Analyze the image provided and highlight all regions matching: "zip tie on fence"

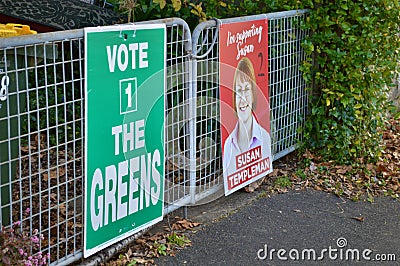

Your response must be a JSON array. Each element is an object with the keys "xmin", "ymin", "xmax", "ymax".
[
  {"xmin": 118, "ymin": 26, "xmax": 125, "ymax": 40},
  {"xmin": 118, "ymin": 23, "xmax": 137, "ymax": 40},
  {"xmin": 129, "ymin": 23, "xmax": 137, "ymax": 38},
  {"xmin": 190, "ymin": 18, "xmax": 220, "ymax": 60}
]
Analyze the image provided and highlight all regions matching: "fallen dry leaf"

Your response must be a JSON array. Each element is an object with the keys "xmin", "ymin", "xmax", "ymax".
[
  {"xmin": 351, "ymin": 216, "xmax": 365, "ymax": 222},
  {"xmin": 172, "ymin": 219, "xmax": 201, "ymax": 230},
  {"xmin": 134, "ymin": 258, "xmax": 154, "ymax": 264}
]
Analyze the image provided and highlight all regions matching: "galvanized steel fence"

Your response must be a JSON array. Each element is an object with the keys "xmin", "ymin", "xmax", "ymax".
[
  {"xmin": 0, "ymin": 10, "xmax": 309, "ymax": 265},
  {"xmin": 0, "ymin": 30, "xmax": 86, "ymax": 265}
]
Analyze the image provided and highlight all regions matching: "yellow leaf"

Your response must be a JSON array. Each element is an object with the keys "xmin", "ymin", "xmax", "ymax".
[
  {"xmin": 154, "ymin": 0, "xmax": 166, "ymax": 9},
  {"xmin": 219, "ymin": 1, "xmax": 227, "ymax": 7},
  {"xmin": 336, "ymin": 92, "xmax": 344, "ymax": 98},
  {"xmin": 190, "ymin": 9, "xmax": 200, "ymax": 16},
  {"xmin": 190, "ymin": 2, "xmax": 203, "ymax": 13},
  {"xmin": 326, "ymin": 98, "xmax": 331, "ymax": 106},
  {"xmin": 189, "ymin": 2, "xmax": 207, "ymax": 22},
  {"xmin": 171, "ymin": 0, "xmax": 181, "ymax": 11},
  {"xmin": 354, "ymin": 103, "xmax": 362, "ymax": 109},
  {"xmin": 322, "ymin": 88, "xmax": 334, "ymax": 94}
]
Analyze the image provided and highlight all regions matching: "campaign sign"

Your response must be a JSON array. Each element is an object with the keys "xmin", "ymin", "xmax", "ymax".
[
  {"xmin": 84, "ymin": 24, "xmax": 166, "ymax": 257},
  {"xmin": 219, "ymin": 19, "xmax": 273, "ymax": 196}
]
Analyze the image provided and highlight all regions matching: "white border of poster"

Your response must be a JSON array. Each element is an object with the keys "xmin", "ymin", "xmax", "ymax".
[
  {"xmin": 84, "ymin": 24, "xmax": 166, "ymax": 257},
  {"xmin": 219, "ymin": 19, "xmax": 273, "ymax": 196}
]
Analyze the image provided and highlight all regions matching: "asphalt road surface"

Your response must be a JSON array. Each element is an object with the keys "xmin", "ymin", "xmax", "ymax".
[{"xmin": 156, "ymin": 189, "xmax": 400, "ymax": 265}]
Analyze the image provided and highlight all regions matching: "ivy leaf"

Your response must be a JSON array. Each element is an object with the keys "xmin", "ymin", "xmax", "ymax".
[{"xmin": 341, "ymin": 22, "xmax": 351, "ymax": 32}]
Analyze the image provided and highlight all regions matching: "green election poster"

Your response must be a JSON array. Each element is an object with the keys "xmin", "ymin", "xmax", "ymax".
[{"xmin": 84, "ymin": 24, "xmax": 166, "ymax": 257}]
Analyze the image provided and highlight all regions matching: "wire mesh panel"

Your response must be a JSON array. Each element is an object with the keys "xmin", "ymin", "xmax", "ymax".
[
  {"xmin": 268, "ymin": 10, "xmax": 310, "ymax": 160},
  {"xmin": 191, "ymin": 20, "xmax": 226, "ymax": 202},
  {"xmin": 0, "ymin": 18, "xmax": 192, "ymax": 264},
  {"xmin": 0, "ymin": 32, "xmax": 85, "ymax": 265},
  {"xmin": 153, "ymin": 19, "xmax": 193, "ymax": 213},
  {"xmin": 191, "ymin": 10, "xmax": 310, "ymax": 201}
]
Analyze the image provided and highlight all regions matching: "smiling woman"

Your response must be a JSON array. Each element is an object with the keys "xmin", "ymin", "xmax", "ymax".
[
  {"xmin": 222, "ymin": 57, "xmax": 272, "ymax": 193},
  {"xmin": 232, "ymin": 57, "xmax": 258, "ymax": 152}
]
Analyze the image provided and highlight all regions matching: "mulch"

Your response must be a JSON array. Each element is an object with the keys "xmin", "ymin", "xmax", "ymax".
[{"xmin": 261, "ymin": 118, "xmax": 400, "ymax": 202}]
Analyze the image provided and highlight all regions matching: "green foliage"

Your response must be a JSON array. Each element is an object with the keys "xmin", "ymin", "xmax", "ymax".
[
  {"xmin": 127, "ymin": 260, "xmax": 137, "ymax": 266},
  {"xmin": 299, "ymin": 0, "xmax": 400, "ymax": 164},
  {"xmin": 295, "ymin": 169, "xmax": 308, "ymax": 180},
  {"xmin": 257, "ymin": 190, "xmax": 268, "ymax": 198},
  {"xmin": 167, "ymin": 232, "xmax": 190, "ymax": 247},
  {"xmin": 201, "ymin": 0, "xmax": 315, "ymax": 18},
  {"xmin": 274, "ymin": 176, "xmax": 292, "ymax": 188},
  {"xmin": 114, "ymin": 0, "xmax": 307, "ymax": 29},
  {"xmin": 112, "ymin": 0, "xmax": 203, "ymax": 28},
  {"xmin": 154, "ymin": 241, "xmax": 167, "ymax": 256}
]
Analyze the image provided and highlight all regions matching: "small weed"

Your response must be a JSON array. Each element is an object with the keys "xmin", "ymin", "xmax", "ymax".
[
  {"xmin": 367, "ymin": 193, "xmax": 374, "ymax": 203},
  {"xmin": 318, "ymin": 166, "xmax": 328, "ymax": 174},
  {"xmin": 127, "ymin": 260, "xmax": 137, "ymax": 266},
  {"xmin": 336, "ymin": 189, "xmax": 344, "ymax": 196},
  {"xmin": 274, "ymin": 176, "xmax": 292, "ymax": 188},
  {"xmin": 257, "ymin": 191, "xmax": 268, "ymax": 198},
  {"xmin": 295, "ymin": 169, "xmax": 308, "ymax": 180},
  {"xmin": 154, "ymin": 241, "xmax": 167, "ymax": 256},
  {"xmin": 167, "ymin": 232, "xmax": 191, "ymax": 248},
  {"xmin": 351, "ymin": 191, "xmax": 363, "ymax": 201},
  {"xmin": 378, "ymin": 179, "xmax": 387, "ymax": 186}
]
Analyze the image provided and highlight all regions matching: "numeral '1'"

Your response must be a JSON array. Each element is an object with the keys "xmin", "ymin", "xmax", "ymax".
[{"xmin": 125, "ymin": 83, "xmax": 132, "ymax": 108}]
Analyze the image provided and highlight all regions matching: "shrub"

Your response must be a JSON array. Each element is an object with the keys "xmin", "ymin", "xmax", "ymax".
[
  {"xmin": 0, "ymin": 209, "xmax": 49, "ymax": 266},
  {"xmin": 300, "ymin": 0, "xmax": 400, "ymax": 163}
]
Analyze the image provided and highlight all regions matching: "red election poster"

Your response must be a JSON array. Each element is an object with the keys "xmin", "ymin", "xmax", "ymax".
[{"xmin": 219, "ymin": 19, "xmax": 273, "ymax": 196}]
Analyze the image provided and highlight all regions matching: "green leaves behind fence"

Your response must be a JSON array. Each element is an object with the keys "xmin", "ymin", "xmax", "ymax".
[{"xmin": 299, "ymin": 0, "xmax": 400, "ymax": 164}]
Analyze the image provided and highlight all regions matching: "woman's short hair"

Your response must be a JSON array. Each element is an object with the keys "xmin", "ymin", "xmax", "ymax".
[{"xmin": 232, "ymin": 57, "xmax": 257, "ymax": 112}]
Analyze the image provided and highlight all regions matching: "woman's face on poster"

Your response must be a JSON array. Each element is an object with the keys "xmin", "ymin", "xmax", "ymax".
[{"xmin": 235, "ymin": 78, "xmax": 253, "ymax": 124}]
